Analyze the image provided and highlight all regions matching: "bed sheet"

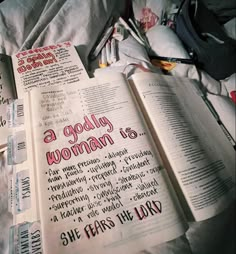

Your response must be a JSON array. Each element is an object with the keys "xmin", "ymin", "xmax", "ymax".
[{"xmin": 0, "ymin": 1, "xmax": 235, "ymax": 254}]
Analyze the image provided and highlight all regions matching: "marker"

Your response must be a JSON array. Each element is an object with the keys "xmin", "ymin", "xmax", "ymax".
[
  {"xmin": 99, "ymin": 47, "xmax": 107, "ymax": 68},
  {"xmin": 110, "ymin": 38, "xmax": 117, "ymax": 63},
  {"xmin": 105, "ymin": 40, "xmax": 111, "ymax": 65}
]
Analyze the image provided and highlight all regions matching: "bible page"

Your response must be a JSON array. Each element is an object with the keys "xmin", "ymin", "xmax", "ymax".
[
  {"xmin": 27, "ymin": 72, "xmax": 188, "ymax": 254},
  {"xmin": 130, "ymin": 72, "xmax": 235, "ymax": 221}
]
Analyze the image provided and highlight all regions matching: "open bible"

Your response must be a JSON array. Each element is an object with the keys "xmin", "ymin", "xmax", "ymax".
[
  {"xmin": 10, "ymin": 72, "xmax": 235, "ymax": 254},
  {"xmin": 0, "ymin": 41, "xmax": 88, "ymax": 148}
]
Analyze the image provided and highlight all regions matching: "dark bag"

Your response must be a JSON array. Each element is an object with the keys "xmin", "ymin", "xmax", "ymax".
[{"xmin": 175, "ymin": 0, "xmax": 236, "ymax": 80}]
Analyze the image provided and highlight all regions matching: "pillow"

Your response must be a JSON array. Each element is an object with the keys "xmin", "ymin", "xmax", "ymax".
[{"xmin": 146, "ymin": 25, "xmax": 196, "ymax": 77}]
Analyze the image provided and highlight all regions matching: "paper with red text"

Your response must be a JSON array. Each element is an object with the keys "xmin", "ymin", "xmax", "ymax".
[{"xmin": 12, "ymin": 41, "xmax": 89, "ymax": 99}]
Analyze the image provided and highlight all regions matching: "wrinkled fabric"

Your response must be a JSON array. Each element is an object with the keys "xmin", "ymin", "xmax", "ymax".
[{"xmin": 0, "ymin": 1, "xmax": 235, "ymax": 254}]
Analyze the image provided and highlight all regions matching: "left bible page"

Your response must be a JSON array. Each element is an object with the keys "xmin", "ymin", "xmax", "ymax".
[
  {"xmin": 0, "ymin": 54, "xmax": 16, "ymax": 148},
  {"xmin": 25, "ymin": 72, "xmax": 188, "ymax": 254},
  {"xmin": 11, "ymin": 41, "xmax": 89, "ymax": 99}
]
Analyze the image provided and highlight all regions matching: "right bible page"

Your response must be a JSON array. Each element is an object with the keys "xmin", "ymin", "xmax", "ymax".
[{"xmin": 130, "ymin": 72, "xmax": 235, "ymax": 221}]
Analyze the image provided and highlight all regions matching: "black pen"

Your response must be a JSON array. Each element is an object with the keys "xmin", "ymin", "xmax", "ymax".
[
  {"xmin": 89, "ymin": 17, "xmax": 114, "ymax": 60},
  {"xmin": 201, "ymin": 95, "xmax": 236, "ymax": 150},
  {"xmin": 150, "ymin": 56, "xmax": 194, "ymax": 65}
]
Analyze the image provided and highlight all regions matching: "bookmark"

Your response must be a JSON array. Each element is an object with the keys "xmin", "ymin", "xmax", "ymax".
[
  {"xmin": 14, "ymin": 169, "xmax": 31, "ymax": 214},
  {"xmin": 7, "ymin": 99, "xmax": 24, "ymax": 128},
  {"xmin": 7, "ymin": 130, "xmax": 27, "ymax": 165},
  {"xmin": 9, "ymin": 221, "xmax": 42, "ymax": 254}
]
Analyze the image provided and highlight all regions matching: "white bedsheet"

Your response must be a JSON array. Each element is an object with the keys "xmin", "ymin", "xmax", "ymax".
[{"xmin": 0, "ymin": 1, "xmax": 235, "ymax": 254}]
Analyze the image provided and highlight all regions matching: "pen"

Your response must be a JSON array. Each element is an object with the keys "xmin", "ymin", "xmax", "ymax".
[
  {"xmin": 89, "ymin": 17, "xmax": 114, "ymax": 60},
  {"xmin": 105, "ymin": 40, "xmax": 111, "ymax": 65},
  {"xmin": 150, "ymin": 56, "xmax": 194, "ymax": 65},
  {"xmin": 201, "ymin": 95, "xmax": 236, "ymax": 150},
  {"xmin": 110, "ymin": 38, "xmax": 117, "ymax": 63},
  {"xmin": 128, "ymin": 18, "xmax": 150, "ymax": 48},
  {"xmin": 118, "ymin": 17, "xmax": 146, "ymax": 46},
  {"xmin": 191, "ymin": 82, "xmax": 236, "ymax": 150},
  {"xmin": 89, "ymin": 26, "xmax": 113, "ymax": 60},
  {"xmin": 99, "ymin": 47, "xmax": 107, "ymax": 68}
]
